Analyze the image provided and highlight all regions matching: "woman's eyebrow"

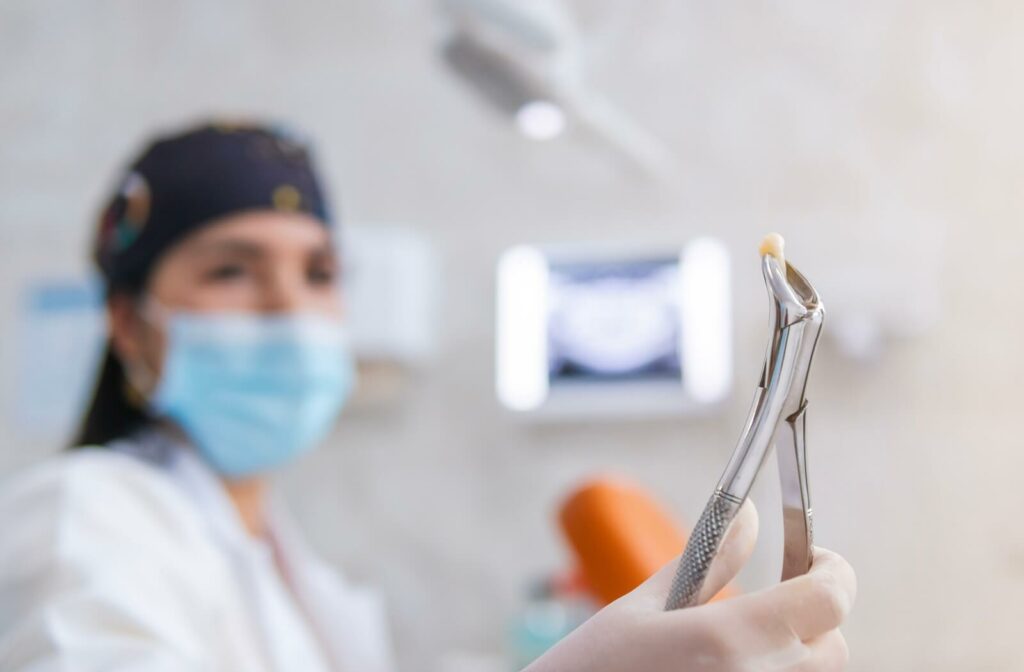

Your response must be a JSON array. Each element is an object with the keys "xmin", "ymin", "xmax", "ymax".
[{"xmin": 191, "ymin": 239, "xmax": 268, "ymax": 260}]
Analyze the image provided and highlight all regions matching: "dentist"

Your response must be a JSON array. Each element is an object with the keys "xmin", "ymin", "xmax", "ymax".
[{"xmin": 0, "ymin": 121, "xmax": 855, "ymax": 671}]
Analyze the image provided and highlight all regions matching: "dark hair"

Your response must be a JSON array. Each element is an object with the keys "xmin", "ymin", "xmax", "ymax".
[
  {"xmin": 72, "ymin": 285, "xmax": 153, "ymax": 448},
  {"xmin": 73, "ymin": 343, "xmax": 152, "ymax": 447}
]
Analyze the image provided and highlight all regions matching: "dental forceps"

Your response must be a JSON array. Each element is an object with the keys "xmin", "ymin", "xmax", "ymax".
[{"xmin": 665, "ymin": 249, "xmax": 825, "ymax": 610}]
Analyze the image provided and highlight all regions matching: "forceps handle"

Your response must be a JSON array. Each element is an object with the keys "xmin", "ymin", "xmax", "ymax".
[
  {"xmin": 778, "ymin": 401, "xmax": 814, "ymax": 581},
  {"xmin": 664, "ymin": 490, "xmax": 743, "ymax": 610}
]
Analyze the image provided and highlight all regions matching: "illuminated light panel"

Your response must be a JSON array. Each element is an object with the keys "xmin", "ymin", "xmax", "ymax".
[
  {"xmin": 679, "ymin": 238, "xmax": 732, "ymax": 404},
  {"xmin": 496, "ymin": 245, "xmax": 550, "ymax": 411}
]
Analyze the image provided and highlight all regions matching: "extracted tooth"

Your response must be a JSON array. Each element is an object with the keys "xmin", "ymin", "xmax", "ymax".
[{"xmin": 759, "ymin": 232, "xmax": 786, "ymax": 271}]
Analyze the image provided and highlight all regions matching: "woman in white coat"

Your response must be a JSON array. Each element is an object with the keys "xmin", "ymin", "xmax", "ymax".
[{"xmin": 0, "ymin": 121, "xmax": 856, "ymax": 672}]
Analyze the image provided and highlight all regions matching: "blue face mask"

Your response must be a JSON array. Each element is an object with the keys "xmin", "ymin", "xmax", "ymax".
[{"xmin": 147, "ymin": 311, "xmax": 356, "ymax": 478}]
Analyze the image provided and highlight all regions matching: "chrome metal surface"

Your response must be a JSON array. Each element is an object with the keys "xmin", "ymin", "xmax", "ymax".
[{"xmin": 665, "ymin": 253, "xmax": 824, "ymax": 610}]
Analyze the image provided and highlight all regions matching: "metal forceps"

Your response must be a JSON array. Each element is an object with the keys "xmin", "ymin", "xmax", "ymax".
[{"xmin": 665, "ymin": 249, "xmax": 825, "ymax": 610}]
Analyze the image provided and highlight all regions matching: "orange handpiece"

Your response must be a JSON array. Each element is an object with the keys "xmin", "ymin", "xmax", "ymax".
[{"xmin": 559, "ymin": 477, "xmax": 737, "ymax": 606}]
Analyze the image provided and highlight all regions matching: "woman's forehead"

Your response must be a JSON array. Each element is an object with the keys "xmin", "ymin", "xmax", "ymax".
[{"xmin": 180, "ymin": 210, "xmax": 333, "ymax": 255}]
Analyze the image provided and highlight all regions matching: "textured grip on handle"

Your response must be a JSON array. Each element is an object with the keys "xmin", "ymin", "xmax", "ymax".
[{"xmin": 665, "ymin": 491, "xmax": 742, "ymax": 610}]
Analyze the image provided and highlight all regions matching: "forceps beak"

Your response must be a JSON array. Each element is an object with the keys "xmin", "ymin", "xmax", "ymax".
[{"xmin": 761, "ymin": 254, "xmax": 822, "ymax": 374}]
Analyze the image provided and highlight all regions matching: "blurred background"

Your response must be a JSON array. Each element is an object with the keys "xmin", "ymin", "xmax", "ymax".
[{"xmin": 2, "ymin": 1, "xmax": 1023, "ymax": 670}]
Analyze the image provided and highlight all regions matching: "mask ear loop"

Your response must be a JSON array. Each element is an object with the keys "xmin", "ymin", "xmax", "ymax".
[{"xmin": 121, "ymin": 297, "xmax": 172, "ymax": 405}]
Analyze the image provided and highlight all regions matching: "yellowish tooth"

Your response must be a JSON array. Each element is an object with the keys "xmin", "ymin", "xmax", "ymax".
[{"xmin": 759, "ymin": 232, "xmax": 786, "ymax": 271}]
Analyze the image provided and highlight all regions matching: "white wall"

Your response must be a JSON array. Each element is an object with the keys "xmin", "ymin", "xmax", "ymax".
[{"xmin": 2, "ymin": 1, "xmax": 1023, "ymax": 670}]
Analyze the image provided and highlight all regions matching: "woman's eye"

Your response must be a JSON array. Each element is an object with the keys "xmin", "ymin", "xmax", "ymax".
[
  {"xmin": 205, "ymin": 264, "xmax": 248, "ymax": 282},
  {"xmin": 308, "ymin": 264, "xmax": 337, "ymax": 285}
]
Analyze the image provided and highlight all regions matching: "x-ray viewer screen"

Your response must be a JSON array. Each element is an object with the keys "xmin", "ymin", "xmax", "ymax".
[{"xmin": 546, "ymin": 258, "xmax": 682, "ymax": 385}]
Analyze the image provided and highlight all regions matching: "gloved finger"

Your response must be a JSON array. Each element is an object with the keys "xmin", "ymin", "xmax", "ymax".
[
  {"xmin": 748, "ymin": 547, "xmax": 857, "ymax": 641},
  {"xmin": 631, "ymin": 500, "xmax": 758, "ymax": 606},
  {"xmin": 791, "ymin": 629, "xmax": 849, "ymax": 672},
  {"xmin": 695, "ymin": 499, "xmax": 758, "ymax": 604}
]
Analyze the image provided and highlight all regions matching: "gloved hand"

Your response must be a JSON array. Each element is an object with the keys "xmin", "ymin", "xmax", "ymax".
[{"xmin": 526, "ymin": 501, "xmax": 856, "ymax": 671}]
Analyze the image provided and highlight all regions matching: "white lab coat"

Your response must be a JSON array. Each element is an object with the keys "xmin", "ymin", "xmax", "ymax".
[{"xmin": 0, "ymin": 430, "xmax": 394, "ymax": 672}]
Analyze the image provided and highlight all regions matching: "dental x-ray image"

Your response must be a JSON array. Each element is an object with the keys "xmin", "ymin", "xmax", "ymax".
[{"xmin": 547, "ymin": 258, "xmax": 682, "ymax": 384}]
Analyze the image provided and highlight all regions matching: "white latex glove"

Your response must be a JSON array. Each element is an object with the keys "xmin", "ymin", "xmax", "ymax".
[{"xmin": 526, "ymin": 502, "xmax": 856, "ymax": 671}]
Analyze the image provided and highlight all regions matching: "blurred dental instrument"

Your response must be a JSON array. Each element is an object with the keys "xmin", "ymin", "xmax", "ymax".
[
  {"xmin": 437, "ymin": 0, "xmax": 676, "ymax": 179},
  {"xmin": 665, "ymin": 234, "xmax": 825, "ymax": 610},
  {"xmin": 509, "ymin": 571, "xmax": 595, "ymax": 668}
]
